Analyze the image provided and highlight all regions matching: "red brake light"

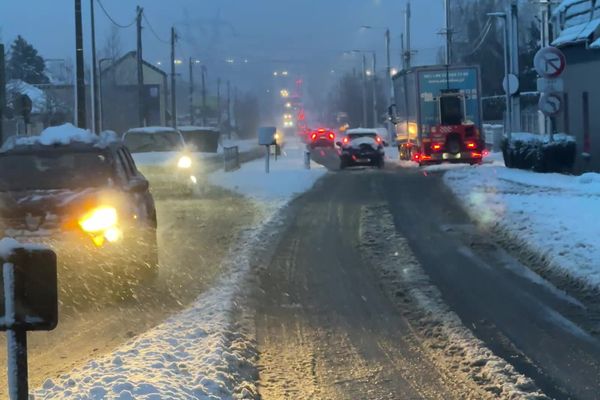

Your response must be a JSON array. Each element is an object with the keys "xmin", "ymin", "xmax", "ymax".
[
  {"xmin": 311, "ymin": 133, "xmax": 317, "ymax": 141},
  {"xmin": 432, "ymin": 143, "xmax": 442, "ymax": 151},
  {"xmin": 318, "ymin": 128, "xmax": 326, "ymax": 133},
  {"xmin": 466, "ymin": 142, "xmax": 476, "ymax": 149},
  {"xmin": 343, "ymin": 137, "xmax": 349, "ymax": 144},
  {"xmin": 328, "ymin": 132, "xmax": 335, "ymax": 140},
  {"xmin": 375, "ymin": 136, "xmax": 382, "ymax": 144}
]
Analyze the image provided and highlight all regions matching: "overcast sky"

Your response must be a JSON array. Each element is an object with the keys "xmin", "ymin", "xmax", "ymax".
[{"xmin": 1, "ymin": 0, "xmax": 445, "ymax": 100}]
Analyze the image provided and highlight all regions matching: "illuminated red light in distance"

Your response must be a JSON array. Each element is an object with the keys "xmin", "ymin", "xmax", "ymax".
[
  {"xmin": 311, "ymin": 133, "xmax": 317, "ymax": 141},
  {"xmin": 375, "ymin": 136, "xmax": 382, "ymax": 144},
  {"xmin": 328, "ymin": 132, "xmax": 335, "ymax": 140},
  {"xmin": 466, "ymin": 142, "xmax": 476, "ymax": 149},
  {"xmin": 343, "ymin": 137, "xmax": 349, "ymax": 144},
  {"xmin": 432, "ymin": 143, "xmax": 442, "ymax": 151}
]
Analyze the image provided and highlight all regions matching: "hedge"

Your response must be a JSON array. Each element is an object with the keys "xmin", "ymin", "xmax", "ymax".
[{"xmin": 501, "ymin": 133, "xmax": 576, "ymax": 173}]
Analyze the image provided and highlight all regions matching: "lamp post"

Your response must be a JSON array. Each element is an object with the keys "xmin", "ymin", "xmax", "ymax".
[{"xmin": 488, "ymin": 12, "xmax": 512, "ymax": 141}]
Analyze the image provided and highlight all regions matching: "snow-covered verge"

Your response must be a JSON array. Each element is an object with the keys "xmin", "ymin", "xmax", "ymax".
[
  {"xmin": 359, "ymin": 205, "xmax": 548, "ymax": 400},
  {"xmin": 34, "ymin": 140, "xmax": 326, "ymax": 400},
  {"xmin": 208, "ymin": 140, "xmax": 327, "ymax": 208},
  {"xmin": 444, "ymin": 163, "xmax": 600, "ymax": 291}
]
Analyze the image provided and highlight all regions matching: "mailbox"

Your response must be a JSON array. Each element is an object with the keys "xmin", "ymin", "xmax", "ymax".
[
  {"xmin": 258, "ymin": 126, "xmax": 277, "ymax": 146},
  {"xmin": 0, "ymin": 246, "xmax": 58, "ymax": 331}
]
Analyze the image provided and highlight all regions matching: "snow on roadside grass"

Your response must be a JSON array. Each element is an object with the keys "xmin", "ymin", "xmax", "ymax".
[
  {"xmin": 444, "ymin": 163, "xmax": 600, "ymax": 290},
  {"xmin": 208, "ymin": 141, "xmax": 327, "ymax": 207},
  {"xmin": 35, "ymin": 141, "xmax": 325, "ymax": 400}
]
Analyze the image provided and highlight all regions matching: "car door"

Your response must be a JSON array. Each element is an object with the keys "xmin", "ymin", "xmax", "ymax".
[{"xmin": 120, "ymin": 147, "xmax": 157, "ymax": 228}]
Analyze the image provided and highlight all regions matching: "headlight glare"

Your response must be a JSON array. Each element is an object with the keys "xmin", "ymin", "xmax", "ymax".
[
  {"xmin": 178, "ymin": 155, "xmax": 192, "ymax": 169},
  {"xmin": 79, "ymin": 206, "xmax": 118, "ymax": 233}
]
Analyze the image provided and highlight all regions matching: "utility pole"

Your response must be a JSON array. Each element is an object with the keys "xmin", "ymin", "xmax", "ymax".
[
  {"xmin": 74, "ymin": 0, "xmax": 87, "ymax": 129},
  {"xmin": 385, "ymin": 29, "xmax": 394, "ymax": 103},
  {"xmin": 170, "ymin": 26, "xmax": 177, "ymax": 128},
  {"xmin": 539, "ymin": 0, "xmax": 553, "ymax": 136},
  {"xmin": 90, "ymin": 0, "xmax": 100, "ymax": 133},
  {"xmin": 217, "ymin": 78, "xmax": 222, "ymax": 127},
  {"xmin": 201, "ymin": 65, "xmax": 207, "ymax": 126},
  {"xmin": 508, "ymin": 0, "xmax": 521, "ymax": 132},
  {"xmin": 136, "ymin": 6, "xmax": 145, "ymax": 127},
  {"xmin": 189, "ymin": 57, "xmax": 195, "ymax": 125},
  {"xmin": 372, "ymin": 53, "xmax": 378, "ymax": 127},
  {"xmin": 362, "ymin": 54, "xmax": 368, "ymax": 127},
  {"xmin": 227, "ymin": 80, "xmax": 231, "ymax": 139},
  {"xmin": 444, "ymin": 0, "xmax": 453, "ymax": 65},
  {"xmin": 404, "ymin": 1, "xmax": 412, "ymax": 69},
  {"xmin": 0, "ymin": 43, "xmax": 5, "ymax": 144}
]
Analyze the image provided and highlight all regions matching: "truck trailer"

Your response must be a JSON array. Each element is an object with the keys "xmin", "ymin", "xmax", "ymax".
[{"xmin": 391, "ymin": 65, "xmax": 484, "ymax": 166}]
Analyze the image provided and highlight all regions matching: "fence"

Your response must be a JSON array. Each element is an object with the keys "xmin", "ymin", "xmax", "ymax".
[{"xmin": 223, "ymin": 146, "xmax": 240, "ymax": 172}]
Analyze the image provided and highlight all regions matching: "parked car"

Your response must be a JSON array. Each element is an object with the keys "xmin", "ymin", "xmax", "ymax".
[
  {"xmin": 0, "ymin": 124, "xmax": 159, "ymax": 287},
  {"xmin": 337, "ymin": 128, "xmax": 386, "ymax": 169},
  {"xmin": 178, "ymin": 126, "xmax": 221, "ymax": 153}
]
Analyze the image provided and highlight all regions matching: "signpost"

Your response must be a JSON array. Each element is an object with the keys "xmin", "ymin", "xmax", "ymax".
[
  {"xmin": 258, "ymin": 126, "xmax": 277, "ymax": 174},
  {"xmin": 534, "ymin": 47, "xmax": 567, "ymax": 141},
  {"xmin": 1, "ymin": 243, "xmax": 58, "ymax": 400},
  {"xmin": 502, "ymin": 73, "xmax": 519, "ymax": 96}
]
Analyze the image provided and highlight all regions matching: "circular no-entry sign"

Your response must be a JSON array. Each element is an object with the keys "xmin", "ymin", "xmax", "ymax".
[
  {"xmin": 539, "ymin": 92, "xmax": 562, "ymax": 116},
  {"xmin": 534, "ymin": 47, "xmax": 566, "ymax": 79}
]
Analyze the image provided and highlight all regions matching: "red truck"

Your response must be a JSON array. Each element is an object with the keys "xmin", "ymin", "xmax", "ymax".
[{"xmin": 391, "ymin": 65, "xmax": 485, "ymax": 166}]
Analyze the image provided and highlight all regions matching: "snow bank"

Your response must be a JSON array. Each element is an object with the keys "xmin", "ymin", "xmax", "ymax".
[
  {"xmin": 209, "ymin": 139, "xmax": 327, "ymax": 205},
  {"xmin": 445, "ymin": 164, "xmax": 600, "ymax": 290},
  {"xmin": 2, "ymin": 124, "xmax": 117, "ymax": 151}
]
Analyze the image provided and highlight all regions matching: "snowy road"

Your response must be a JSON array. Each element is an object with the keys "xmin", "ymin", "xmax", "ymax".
[{"xmin": 252, "ymin": 165, "xmax": 600, "ymax": 400}]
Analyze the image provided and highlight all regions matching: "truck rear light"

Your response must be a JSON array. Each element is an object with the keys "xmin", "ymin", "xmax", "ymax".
[
  {"xmin": 466, "ymin": 142, "xmax": 477, "ymax": 149},
  {"xmin": 482, "ymin": 149, "xmax": 490, "ymax": 157},
  {"xmin": 311, "ymin": 133, "xmax": 317, "ymax": 141},
  {"xmin": 413, "ymin": 153, "xmax": 421, "ymax": 161},
  {"xmin": 471, "ymin": 152, "xmax": 482, "ymax": 158},
  {"xmin": 431, "ymin": 143, "xmax": 442, "ymax": 151}
]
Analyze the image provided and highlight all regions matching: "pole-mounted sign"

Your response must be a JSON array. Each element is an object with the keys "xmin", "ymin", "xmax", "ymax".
[
  {"xmin": 1, "ymin": 241, "xmax": 58, "ymax": 400},
  {"xmin": 534, "ymin": 47, "xmax": 566, "ymax": 79},
  {"xmin": 258, "ymin": 126, "xmax": 277, "ymax": 174}
]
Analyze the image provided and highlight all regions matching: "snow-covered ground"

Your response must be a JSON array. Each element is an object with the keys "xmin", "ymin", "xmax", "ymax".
[
  {"xmin": 444, "ymin": 155, "xmax": 600, "ymax": 290},
  {"xmin": 35, "ymin": 139, "xmax": 326, "ymax": 400},
  {"xmin": 209, "ymin": 140, "xmax": 327, "ymax": 207}
]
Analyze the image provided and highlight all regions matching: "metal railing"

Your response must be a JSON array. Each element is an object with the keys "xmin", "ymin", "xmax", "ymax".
[{"xmin": 223, "ymin": 146, "xmax": 240, "ymax": 172}]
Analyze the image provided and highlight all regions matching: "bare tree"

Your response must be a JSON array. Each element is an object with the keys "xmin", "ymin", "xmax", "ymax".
[{"xmin": 100, "ymin": 26, "xmax": 123, "ymax": 62}]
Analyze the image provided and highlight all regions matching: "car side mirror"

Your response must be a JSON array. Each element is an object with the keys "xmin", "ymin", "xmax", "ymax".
[{"xmin": 128, "ymin": 179, "xmax": 149, "ymax": 193}]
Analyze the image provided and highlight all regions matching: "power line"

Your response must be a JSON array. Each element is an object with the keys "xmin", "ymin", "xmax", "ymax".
[
  {"xmin": 464, "ymin": 18, "xmax": 494, "ymax": 57},
  {"xmin": 95, "ymin": 0, "xmax": 135, "ymax": 29},
  {"xmin": 143, "ymin": 12, "xmax": 171, "ymax": 44}
]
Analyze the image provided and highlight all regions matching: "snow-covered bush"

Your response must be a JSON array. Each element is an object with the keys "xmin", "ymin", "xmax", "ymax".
[{"xmin": 502, "ymin": 133, "xmax": 576, "ymax": 173}]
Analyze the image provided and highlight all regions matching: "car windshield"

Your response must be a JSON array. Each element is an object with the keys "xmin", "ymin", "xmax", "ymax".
[
  {"xmin": 0, "ymin": 151, "xmax": 111, "ymax": 191},
  {"xmin": 124, "ymin": 132, "xmax": 184, "ymax": 153}
]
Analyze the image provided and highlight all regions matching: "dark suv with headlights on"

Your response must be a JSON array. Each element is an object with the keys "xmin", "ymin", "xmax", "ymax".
[
  {"xmin": 337, "ymin": 129, "xmax": 386, "ymax": 169},
  {"xmin": 0, "ymin": 133, "xmax": 158, "ymax": 290}
]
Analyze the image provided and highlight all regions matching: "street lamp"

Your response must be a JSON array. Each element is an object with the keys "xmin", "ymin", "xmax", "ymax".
[
  {"xmin": 359, "ymin": 25, "xmax": 394, "ymax": 119},
  {"xmin": 488, "ymin": 12, "xmax": 512, "ymax": 141}
]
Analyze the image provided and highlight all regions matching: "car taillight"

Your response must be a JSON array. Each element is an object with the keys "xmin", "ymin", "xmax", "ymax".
[
  {"xmin": 375, "ymin": 136, "xmax": 382, "ymax": 144},
  {"xmin": 431, "ymin": 143, "xmax": 442, "ymax": 151},
  {"xmin": 311, "ymin": 133, "xmax": 317, "ymax": 141},
  {"xmin": 328, "ymin": 132, "xmax": 335, "ymax": 140},
  {"xmin": 343, "ymin": 137, "xmax": 349, "ymax": 144}
]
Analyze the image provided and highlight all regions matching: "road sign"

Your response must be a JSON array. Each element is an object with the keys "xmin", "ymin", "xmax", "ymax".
[
  {"xmin": 539, "ymin": 93, "xmax": 562, "ymax": 116},
  {"xmin": 534, "ymin": 47, "xmax": 566, "ymax": 79},
  {"xmin": 537, "ymin": 78, "xmax": 564, "ymax": 93},
  {"xmin": 502, "ymin": 74, "xmax": 519, "ymax": 95}
]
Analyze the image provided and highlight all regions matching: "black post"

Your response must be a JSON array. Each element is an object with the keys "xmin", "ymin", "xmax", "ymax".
[
  {"xmin": 201, "ymin": 66, "xmax": 207, "ymax": 126},
  {"xmin": 0, "ymin": 44, "xmax": 5, "ymax": 144},
  {"xmin": 170, "ymin": 27, "xmax": 177, "ymax": 128},
  {"xmin": 75, "ymin": 0, "xmax": 87, "ymax": 128},
  {"xmin": 4, "ymin": 262, "xmax": 29, "ymax": 400},
  {"xmin": 189, "ymin": 58, "xmax": 194, "ymax": 126},
  {"xmin": 90, "ymin": 0, "xmax": 99, "ymax": 133},
  {"xmin": 136, "ymin": 6, "xmax": 145, "ymax": 127}
]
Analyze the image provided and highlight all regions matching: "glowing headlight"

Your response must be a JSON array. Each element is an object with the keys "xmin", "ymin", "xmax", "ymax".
[
  {"xmin": 79, "ymin": 206, "xmax": 118, "ymax": 233},
  {"xmin": 104, "ymin": 227, "xmax": 122, "ymax": 243},
  {"xmin": 178, "ymin": 155, "xmax": 192, "ymax": 169}
]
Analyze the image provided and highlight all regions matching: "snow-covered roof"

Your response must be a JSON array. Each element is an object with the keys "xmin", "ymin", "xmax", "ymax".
[
  {"xmin": 125, "ymin": 126, "xmax": 179, "ymax": 134},
  {"xmin": 553, "ymin": 0, "xmax": 600, "ymax": 46},
  {"xmin": 346, "ymin": 128, "xmax": 379, "ymax": 135},
  {"xmin": 178, "ymin": 126, "xmax": 220, "ymax": 133},
  {"xmin": 1, "ymin": 123, "xmax": 118, "ymax": 151},
  {"xmin": 6, "ymin": 80, "xmax": 47, "ymax": 114}
]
